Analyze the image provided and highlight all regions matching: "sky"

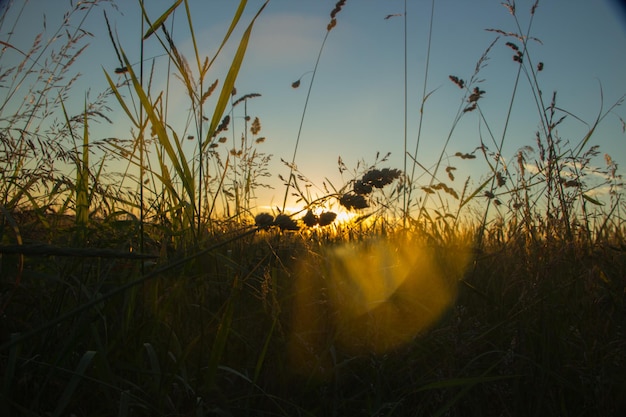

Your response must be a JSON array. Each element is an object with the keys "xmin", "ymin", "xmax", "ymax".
[{"xmin": 2, "ymin": 0, "xmax": 626, "ymax": 215}]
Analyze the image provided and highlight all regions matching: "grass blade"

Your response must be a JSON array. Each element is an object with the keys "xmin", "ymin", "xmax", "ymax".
[
  {"xmin": 120, "ymin": 49, "xmax": 196, "ymax": 210},
  {"xmin": 142, "ymin": 0, "xmax": 183, "ymax": 40},
  {"xmin": 103, "ymin": 69, "xmax": 139, "ymax": 127},
  {"xmin": 52, "ymin": 350, "xmax": 97, "ymax": 417},
  {"xmin": 76, "ymin": 98, "xmax": 90, "ymax": 228},
  {"xmin": 206, "ymin": 0, "xmax": 248, "ymax": 69},
  {"xmin": 206, "ymin": 277, "xmax": 239, "ymax": 387},
  {"xmin": 204, "ymin": 1, "xmax": 268, "ymax": 147}
]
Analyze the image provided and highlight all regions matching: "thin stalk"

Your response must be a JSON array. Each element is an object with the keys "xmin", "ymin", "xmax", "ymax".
[
  {"xmin": 282, "ymin": 29, "xmax": 331, "ymax": 212},
  {"xmin": 402, "ymin": 0, "xmax": 408, "ymax": 228},
  {"xmin": 407, "ymin": 0, "xmax": 435, "ymax": 221},
  {"xmin": 139, "ymin": 3, "xmax": 145, "ymax": 272},
  {"xmin": 477, "ymin": 7, "xmax": 539, "ymax": 246}
]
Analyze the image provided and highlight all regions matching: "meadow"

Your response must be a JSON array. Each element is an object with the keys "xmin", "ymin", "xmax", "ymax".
[{"xmin": 1, "ymin": 0, "xmax": 625, "ymax": 416}]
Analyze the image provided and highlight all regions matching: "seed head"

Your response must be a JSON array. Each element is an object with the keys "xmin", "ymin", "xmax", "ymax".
[
  {"xmin": 274, "ymin": 214, "xmax": 299, "ymax": 231},
  {"xmin": 302, "ymin": 210, "xmax": 318, "ymax": 227},
  {"xmin": 255, "ymin": 212, "xmax": 274, "ymax": 229},
  {"xmin": 449, "ymin": 75, "xmax": 465, "ymax": 89},
  {"xmin": 339, "ymin": 193, "xmax": 369, "ymax": 210},
  {"xmin": 318, "ymin": 211, "xmax": 337, "ymax": 226},
  {"xmin": 353, "ymin": 180, "xmax": 373, "ymax": 195},
  {"xmin": 251, "ymin": 117, "xmax": 261, "ymax": 135}
]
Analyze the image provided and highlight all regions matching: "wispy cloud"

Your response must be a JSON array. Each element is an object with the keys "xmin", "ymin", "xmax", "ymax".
[{"xmin": 247, "ymin": 12, "xmax": 328, "ymax": 68}]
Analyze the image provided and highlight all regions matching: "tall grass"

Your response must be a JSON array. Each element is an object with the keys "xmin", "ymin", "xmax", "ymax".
[{"xmin": 0, "ymin": 0, "xmax": 625, "ymax": 416}]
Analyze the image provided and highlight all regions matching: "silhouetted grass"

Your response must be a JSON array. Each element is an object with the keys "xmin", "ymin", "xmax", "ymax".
[{"xmin": 1, "ymin": 1, "xmax": 625, "ymax": 416}]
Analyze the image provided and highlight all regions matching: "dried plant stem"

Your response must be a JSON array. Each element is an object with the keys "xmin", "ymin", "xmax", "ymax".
[
  {"xmin": 405, "ymin": 0, "xmax": 435, "ymax": 225},
  {"xmin": 282, "ymin": 29, "xmax": 331, "ymax": 212}
]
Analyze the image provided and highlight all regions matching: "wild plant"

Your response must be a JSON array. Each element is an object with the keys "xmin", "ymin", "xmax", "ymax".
[
  {"xmin": 1, "ymin": 1, "xmax": 625, "ymax": 416},
  {"xmin": 103, "ymin": 0, "xmax": 269, "ymax": 248},
  {"xmin": 401, "ymin": 0, "xmax": 626, "ymax": 249},
  {"xmin": 283, "ymin": 0, "xmax": 348, "ymax": 212},
  {"xmin": 0, "ymin": 0, "xmax": 117, "ymax": 238},
  {"xmin": 210, "ymin": 91, "xmax": 273, "ymax": 219}
]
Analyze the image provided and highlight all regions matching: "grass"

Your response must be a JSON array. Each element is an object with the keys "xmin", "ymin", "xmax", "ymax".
[{"xmin": 1, "ymin": 0, "xmax": 625, "ymax": 416}]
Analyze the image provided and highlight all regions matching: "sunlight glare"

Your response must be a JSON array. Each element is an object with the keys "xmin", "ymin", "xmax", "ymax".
[{"xmin": 287, "ymin": 234, "xmax": 471, "ymax": 378}]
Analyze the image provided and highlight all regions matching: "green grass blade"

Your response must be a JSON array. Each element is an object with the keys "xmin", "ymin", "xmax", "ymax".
[
  {"xmin": 142, "ymin": 0, "xmax": 183, "ymax": 40},
  {"xmin": 182, "ymin": 0, "xmax": 202, "ymax": 71},
  {"xmin": 204, "ymin": 1, "xmax": 268, "ymax": 147},
  {"xmin": 103, "ymin": 69, "xmax": 139, "ymax": 127},
  {"xmin": 206, "ymin": 0, "xmax": 248, "ymax": 69},
  {"xmin": 1, "ymin": 333, "xmax": 20, "ymax": 410},
  {"xmin": 76, "ymin": 98, "xmax": 90, "ymax": 228},
  {"xmin": 582, "ymin": 193, "xmax": 603, "ymax": 206},
  {"xmin": 118, "ymin": 390, "xmax": 132, "ymax": 417},
  {"xmin": 52, "ymin": 350, "xmax": 97, "ymax": 417},
  {"xmin": 206, "ymin": 278, "xmax": 239, "ymax": 387},
  {"xmin": 120, "ymin": 49, "xmax": 196, "ymax": 207},
  {"xmin": 253, "ymin": 316, "xmax": 276, "ymax": 384},
  {"xmin": 414, "ymin": 374, "xmax": 521, "ymax": 392},
  {"xmin": 143, "ymin": 342, "xmax": 162, "ymax": 389},
  {"xmin": 458, "ymin": 176, "xmax": 492, "ymax": 210}
]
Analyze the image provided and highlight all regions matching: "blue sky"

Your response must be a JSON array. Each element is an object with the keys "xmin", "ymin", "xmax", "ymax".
[{"xmin": 2, "ymin": 0, "xmax": 626, "ymax": 214}]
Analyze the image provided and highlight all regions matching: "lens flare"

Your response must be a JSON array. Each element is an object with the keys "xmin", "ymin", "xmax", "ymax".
[{"xmin": 288, "ymin": 234, "xmax": 471, "ymax": 377}]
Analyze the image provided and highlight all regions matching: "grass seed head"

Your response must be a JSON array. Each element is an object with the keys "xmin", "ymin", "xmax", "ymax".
[
  {"xmin": 302, "ymin": 210, "xmax": 318, "ymax": 227},
  {"xmin": 360, "ymin": 168, "xmax": 402, "ymax": 189},
  {"xmin": 449, "ymin": 75, "xmax": 465, "ymax": 89},
  {"xmin": 353, "ymin": 180, "xmax": 373, "ymax": 195},
  {"xmin": 469, "ymin": 87, "xmax": 485, "ymax": 103},
  {"xmin": 340, "ymin": 193, "xmax": 369, "ymax": 210},
  {"xmin": 255, "ymin": 212, "xmax": 274, "ymax": 229},
  {"xmin": 496, "ymin": 171, "xmax": 506, "ymax": 187},
  {"xmin": 327, "ymin": 0, "xmax": 347, "ymax": 31},
  {"xmin": 213, "ymin": 115, "xmax": 230, "ymax": 137},
  {"xmin": 274, "ymin": 214, "xmax": 299, "ymax": 231},
  {"xmin": 318, "ymin": 211, "xmax": 337, "ymax": 226},
  {"xmin": 251, "ymin": 117, "xmax": 261, "ymax": 135}
]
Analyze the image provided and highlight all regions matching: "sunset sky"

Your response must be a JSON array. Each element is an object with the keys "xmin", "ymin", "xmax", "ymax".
[{"xmin": 2, "ymin": 0, "xmax": 626, "ymax": 213}]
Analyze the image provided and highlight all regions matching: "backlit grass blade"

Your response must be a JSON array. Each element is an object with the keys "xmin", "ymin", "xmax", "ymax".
[
  {"xmin": 76, "ymin": 98, "xmax": 90, "ymax": 228},
  {"xmin": 205, "ymin": 0, "xmax": 247, "ymax": 69},
  {"xmin": 120, "ymin": 49, "xmax": 196, "ymax": 211},
  {"xmin": 103, "ymin": 69, "xmax": 139, "ymax": 127},
  {"xmin": 204, "ymin": 1, "xmax": 268, "ymax": 148},
  {"xmin": 58, "ymin": 94, "xmax": 89, "ymax": 232},
  {"xmin": 142, "ymin": 0, "xmax": 183, "ymax": 40},
  {"xmin": 458, "ymin": 176, "xmax": 492, "ymax": 210}
]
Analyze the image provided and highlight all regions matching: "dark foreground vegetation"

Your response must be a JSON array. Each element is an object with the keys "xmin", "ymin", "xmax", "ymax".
[
  {"xmin": 1, "ymin": 216, "xmax": 625, "ymax": 416},
  {"xmin": 1, "ymin": 0, "xmax": 625, "ymax": 415}
]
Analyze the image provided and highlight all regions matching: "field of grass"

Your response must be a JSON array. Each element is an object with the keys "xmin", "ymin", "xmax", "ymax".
[{"xmin": 1, "ymin": 0, "xmax": 625, "ymax": 416}]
